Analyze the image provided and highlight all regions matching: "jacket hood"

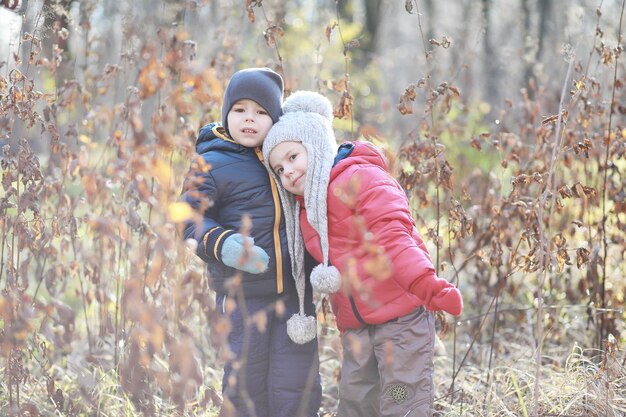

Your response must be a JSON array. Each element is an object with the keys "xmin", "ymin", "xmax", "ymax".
[
  {"xmin": 331, "ymin": 141, "xmax": 388, "ymax": 181},
  {"xmin": 196, "ymin": 122, "xmax": 244, "ymax": 154}
]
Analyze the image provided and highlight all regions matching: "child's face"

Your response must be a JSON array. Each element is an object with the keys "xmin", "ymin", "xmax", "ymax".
[
  {"xmin": 269, "ymin": 141, "xmax": 308, "ymax": 196},
  {"xmin": 227, "ymin": 99, "xmax": 274, "ymax": 148}
]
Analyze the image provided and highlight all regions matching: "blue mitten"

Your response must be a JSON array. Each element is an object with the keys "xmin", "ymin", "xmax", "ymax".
[{"xmin": 220, "ymin": 233, "xmax": 269, "ymax": 274}]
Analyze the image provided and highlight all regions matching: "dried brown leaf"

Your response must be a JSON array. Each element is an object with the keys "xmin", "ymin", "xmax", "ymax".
[
  {"xmin": 576, "ymin": 247, "xmax": 590, "ymax": 268},
  {"xmin": 405, "ymin": 0, "xmax": 414, "ymax": 13},
  {"xmin": 470, "ymin": 137, "xmax": 482, "ymax": 151},
  {"xmin": 439, "ymin": 161, "xmax": 453, "ymax": 190},
  {"xmin": 556, "ymin": 248, "xmax": 570, "ymax": 272},
  {"xmin": 558, "ymin": 185, "xmax": 573, "ymax": 199},
  {"xmin": 264, "ymin": 25, "xmax": 284, "ymax": 49},
  {"xmin": 246, "ymin": 0, "xmax": 255, "ymax": 23},
  {"xmin": 334, "ymin": 91, "xmax": 353, "ymax": 119},
  {"xmin": 397, "ymin": 84, "xmax": 416, "ymax": 115}
]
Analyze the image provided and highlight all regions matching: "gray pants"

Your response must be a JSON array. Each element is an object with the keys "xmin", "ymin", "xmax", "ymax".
[{"xmin": 337, "ymin": 307, "xmax": 435, "ymax": 417}]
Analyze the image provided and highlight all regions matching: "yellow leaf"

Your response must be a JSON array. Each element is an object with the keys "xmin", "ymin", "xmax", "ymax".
[
  {"xmin": 478, "ymin": 102, "xmax": 491, "ymax": 114},
  {"xmin": 556, "ymin": 254, "xmax": 565, "ymax": 273},
  {"xmin": 152, "ymin": 157, "xmax": 172, "ymax": 186},
  {"xmin": 575, "ymin": 79, "xmax": 585, "ymax": 91},
  {"xmin": 167, "ymin": 202, "xmax": 194, "ymax": 222},
  {"xmin": 79, "ymin": 134, "xmax": 91, "ymax": 144},
  {"xmin": 556, "ymin": 248, "xmax": 570, "ymax": 273}
]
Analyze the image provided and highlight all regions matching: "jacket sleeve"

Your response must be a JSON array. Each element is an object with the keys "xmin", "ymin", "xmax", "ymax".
[
  {"xmin": 349, "ymin": 165, "xmax": 462, "ymax": 314},
  {"xmin": 341, "ymin": 165, "xmax": 438, "ymax": 290},
  {"xmin": 180, "ymin": 166, "xmax": 237, "ymax": 264}
]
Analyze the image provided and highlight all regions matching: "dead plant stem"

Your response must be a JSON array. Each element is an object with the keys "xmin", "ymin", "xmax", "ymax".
[
  {"xmin": 414, "ymin": 0, "xmax": 441, "ymax": 274},
  {"xmin": 533, "ymin": 49, "xmax": 575, "ymax": 416},
  {"xmin": 447, "ymin": 220, "xmax": 459, "ymax": 395},
  {"xmin": 580, "ymin": 2, "xmax": 605, "ymax": 327},
  {"xmin": 32, "ymin": 256, "xmax": 48, "ymax": 305},
  {"xmin": 260, "ymin": 4, "xmax": 285, "ymax": 81},
  {"xmin": 600, "ymin": 0, "xmax": 625, "ymax": 346},
  {"xmin": 13, "ymin": 146, "xmax": 20, "ymax": 288},
  {"xmin": 584, "ymin": 0, "xmax": 605, "ymax": 77},
  {"xmin": 114, "ymin": 237, "xmax": 123, "ymax": 369},
  {"xmin": 0, "ymin": 216, "xmax": 6, "ymax": 287},
  {"xmin": 334, "ymin": 2, "xmax": 355, "ymax": 139},
  {"xmin": 414, "ymin": 0, "xmax": 436, "ymax": 129},
  {"xmin": 487, "ymin": 289, "xmax": 499, "ymax": 374},
  {"xmin": 449, "ymin": 234, "xmax": 523, "ymax": 391},
  {"xmin": 450, "ymin": 290, "xmax": 497, "ymax": 383},
  {"xmin": 75, "ymin": 240, "xmax": 93, "ymax": 354},
  {"xmin": 7, "ymin": 4, "xmax": 42, "ymax": 291},
  {"xmin": 7, "ymin": 348, "xmax": 13, "ymax": 406}
]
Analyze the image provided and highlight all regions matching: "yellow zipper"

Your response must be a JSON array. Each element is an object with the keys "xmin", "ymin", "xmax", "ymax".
[{"xmin": 256, "ymin": 147, "xmax": 283, "ymax": 293}]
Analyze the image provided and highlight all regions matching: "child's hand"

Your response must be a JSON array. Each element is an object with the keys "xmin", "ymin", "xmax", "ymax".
[
  {"xmin": 221, "ymin": 234, "xmax": 270, "ymax": 274},
  {"xmin": 411, "ymin": 277, "xmax": 464, "ymax": 316},
  {"xmin": 429, "ymin": 286, "xmax": 463, "ymax": 316}
]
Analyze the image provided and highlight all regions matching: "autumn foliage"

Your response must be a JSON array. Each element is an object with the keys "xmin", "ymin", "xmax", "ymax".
[{"xmin": 0, "ymin": 1, "xmax": 625, "ymax": 416}]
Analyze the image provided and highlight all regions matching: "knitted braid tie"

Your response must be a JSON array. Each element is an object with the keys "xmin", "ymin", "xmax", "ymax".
[
  {"xmin": 285, "ymin": 199, "xmax": 317, "ymax": 344},
  {"xmin": 262, "ymin": 90, "xmax": 342, "ymax": 343}
]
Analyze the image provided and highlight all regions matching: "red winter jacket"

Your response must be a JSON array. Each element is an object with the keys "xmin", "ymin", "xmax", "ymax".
[{"xmin": 299, "ymin": 141, "xmax": 462, "ymax": 332}]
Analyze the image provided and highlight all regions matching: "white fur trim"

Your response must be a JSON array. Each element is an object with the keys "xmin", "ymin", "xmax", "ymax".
[
  {"xmin": 311, "ymin": 264, "xmax": 341, "ymax": 294},
  {"xmin": 283, "ymin": 91, "xmax": 333, "ymax": 121},
  {"xmin": 286, "ymin": 313, "xmax": 317, "ymax": 344}
]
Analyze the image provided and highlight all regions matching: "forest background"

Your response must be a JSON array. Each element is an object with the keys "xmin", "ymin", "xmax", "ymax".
[{"xmin": 0, "ymin": 0, "xmax": 625, "ymax": 416}]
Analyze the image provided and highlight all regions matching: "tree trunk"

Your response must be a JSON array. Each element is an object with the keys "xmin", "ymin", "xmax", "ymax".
[
  {"xmin": 521, "ymin": 0, "xmax": 533, "ymax": 88},
  {"xmin": 363, "ymin": 0, "xmax": 382, "ymax": 53},
  {"xmin": 482, "ymin": 0, "xmax": 500, "ymax": 106},
  {"xmin": 337, "ymin": 0, "xmax": 381, "ymax": 57},
  {"xmin": 536, "ymin": 0, "xmax": 551, "ymax": 61}
]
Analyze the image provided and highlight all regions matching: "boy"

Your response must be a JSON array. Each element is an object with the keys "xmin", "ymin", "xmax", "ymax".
[
  {"xmin": 263, "ymin": 91, "xmax": 463, "ymax": 417},
  {"xmin": 181, "ymin": 69, "xmax": 320, "ymax": 417}
]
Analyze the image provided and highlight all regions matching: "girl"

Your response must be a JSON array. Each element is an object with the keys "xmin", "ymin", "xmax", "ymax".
[{"xmin": 262, "ymin": 91, "xmax": 463, "ymax": 417}]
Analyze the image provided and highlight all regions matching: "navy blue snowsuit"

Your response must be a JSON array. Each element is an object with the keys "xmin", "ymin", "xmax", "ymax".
[{"xmin": 181, "ymin": 123, "xmax": 321, "ymax": 417}]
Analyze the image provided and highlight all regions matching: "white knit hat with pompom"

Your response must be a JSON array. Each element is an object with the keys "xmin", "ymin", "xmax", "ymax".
[{"xmin": 263, "ymin": 91, "xmax": 342, "ymax": 344}]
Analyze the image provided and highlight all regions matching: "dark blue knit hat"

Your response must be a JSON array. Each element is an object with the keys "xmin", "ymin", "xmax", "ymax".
[{"xmin": 221, "ymin": 67, "xmax": 284, "ymax": 132}]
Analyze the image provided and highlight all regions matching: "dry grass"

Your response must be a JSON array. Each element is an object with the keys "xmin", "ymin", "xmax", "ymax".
[
  {"xmin": 431, "ymin": 332, "xmax": 626, "ymax": 416},
  {"xmin": 2, "ymin": 1, "xmax": 625, "ymax": 416},
  {"xmin": 311, "ymin": 306, "xmax": 626, "ymax": 417}
]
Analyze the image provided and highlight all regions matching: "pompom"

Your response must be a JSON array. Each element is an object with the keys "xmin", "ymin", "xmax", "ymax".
[
  {"xmin": 287, "ymin": 313, "xmax": 317, "ymax": 344},
  {"xmin": 310, "ymin": 264, "xmax": 341, "ymax": 294},
  {"xmin": 283, "ymin": 91, "xmax": 333, "ymax": 121}
]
